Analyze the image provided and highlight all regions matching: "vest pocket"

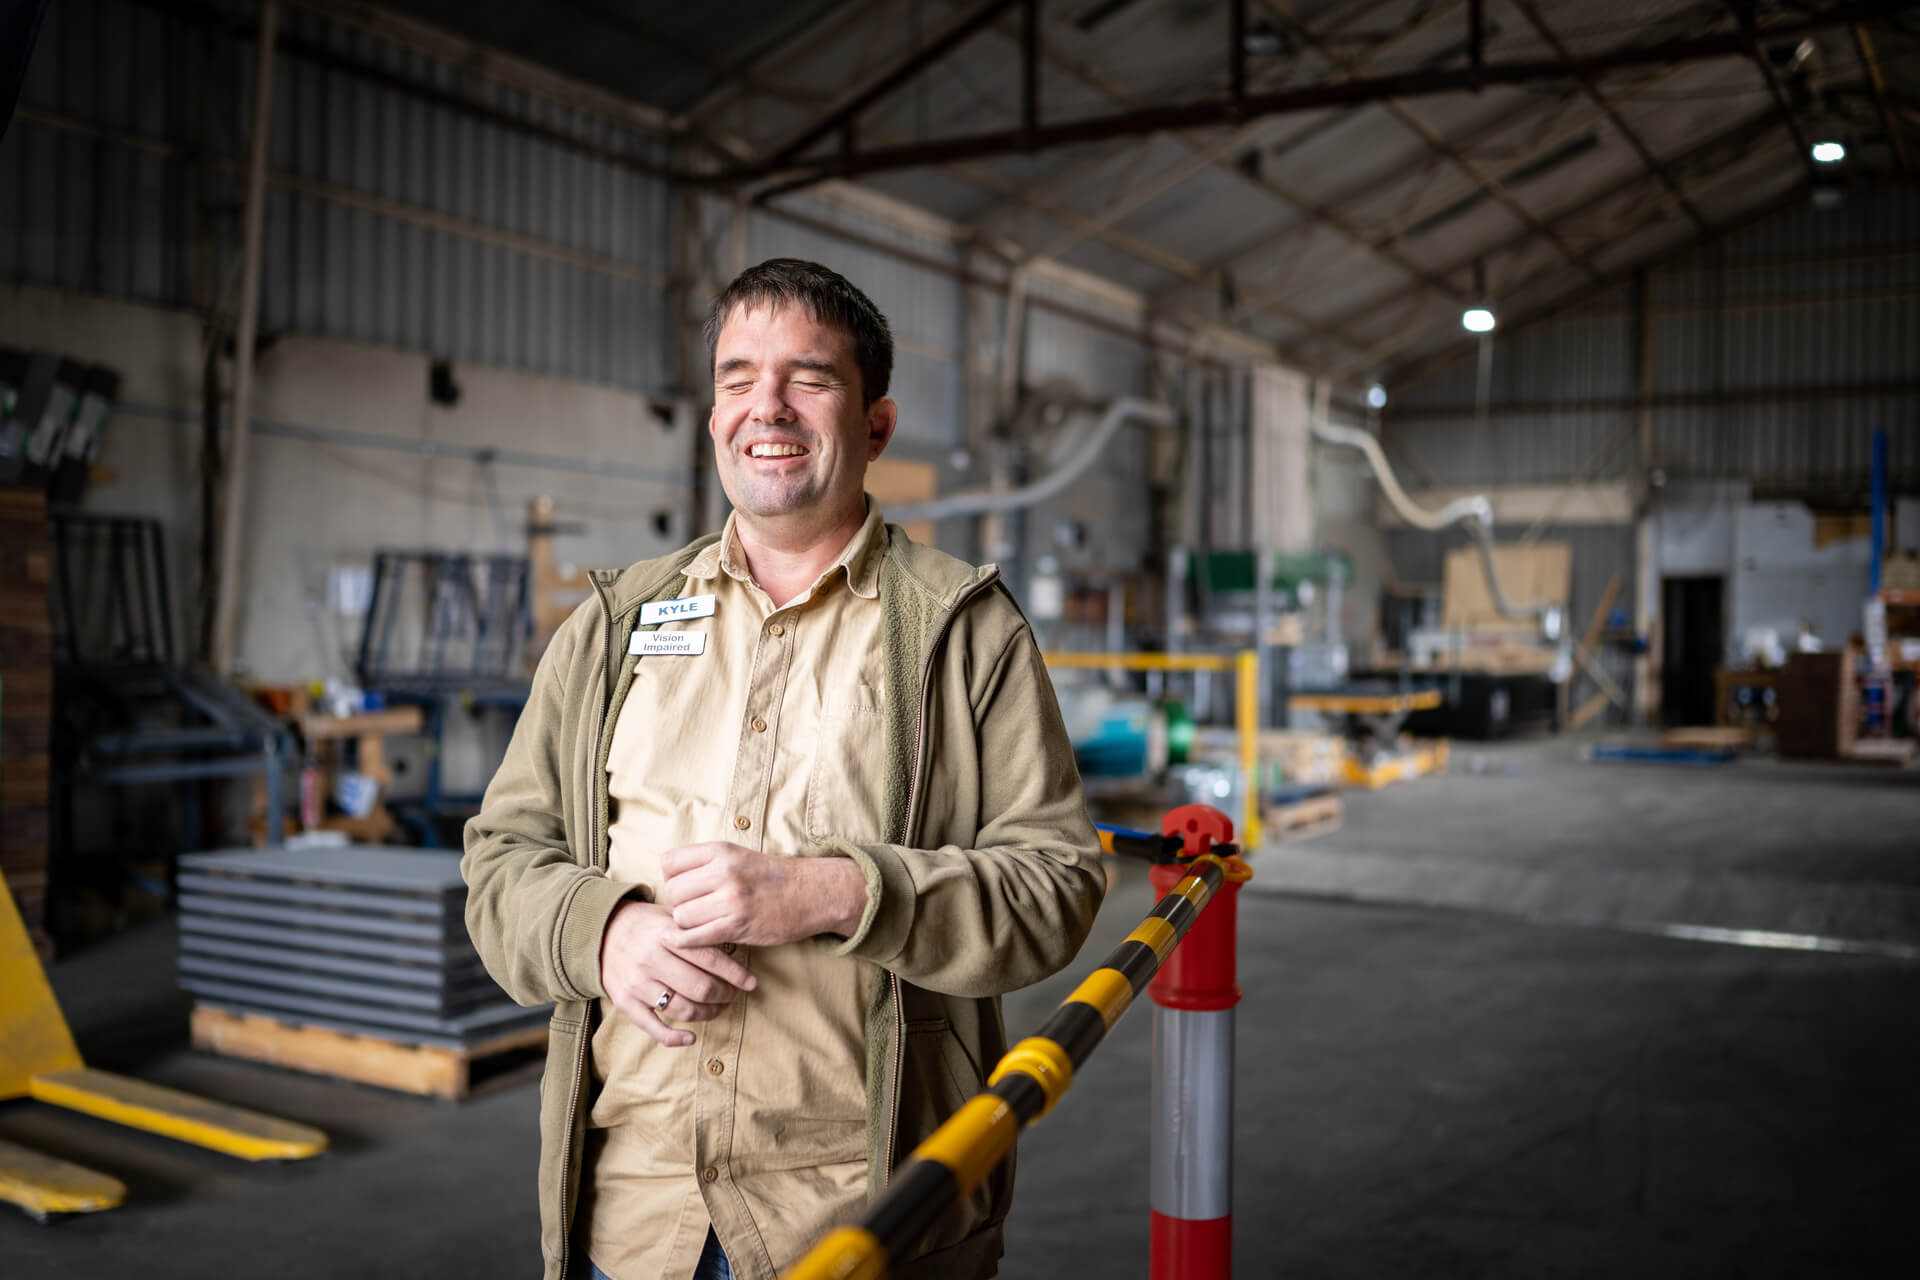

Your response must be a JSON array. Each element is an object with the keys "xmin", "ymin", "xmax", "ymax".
[
  {"xmin": 897, "ymin": 1018, "xmax": 998, "ymax": 1254},
  {"xmin": 805, "ymin": 702, "xmax": 889, "ymax": 845}
]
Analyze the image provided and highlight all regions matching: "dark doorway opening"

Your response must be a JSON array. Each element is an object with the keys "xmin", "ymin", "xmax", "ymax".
[{"xmin": 1661, "ymin": 575, "xmax": 1725, "ymax": 727}]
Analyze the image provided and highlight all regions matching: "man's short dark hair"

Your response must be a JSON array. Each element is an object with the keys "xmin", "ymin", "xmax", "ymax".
[{"xmin": 704, "ymin": 259, "xmax": 893, "ymax": 407}]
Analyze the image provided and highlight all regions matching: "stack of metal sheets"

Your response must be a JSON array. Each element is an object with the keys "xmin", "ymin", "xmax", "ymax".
[{"xmin": 176, "ymin": 845, "xmax": 548, "ymax": 1050}]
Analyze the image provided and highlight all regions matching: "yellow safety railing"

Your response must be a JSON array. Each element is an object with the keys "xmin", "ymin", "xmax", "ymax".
[
  {"xmin": 1042, "ymin": 650, "xmax": 1262, "ymax": 846},
  {"xmin": 782, "ymin": 822, "xmax": 1250, "ymax": 1280}
]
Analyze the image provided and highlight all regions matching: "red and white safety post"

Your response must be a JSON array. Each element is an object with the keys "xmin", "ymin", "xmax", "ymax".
[{"xmin": 1148, "ymin": 804, "xmax": 1243, "ymax": 1280}]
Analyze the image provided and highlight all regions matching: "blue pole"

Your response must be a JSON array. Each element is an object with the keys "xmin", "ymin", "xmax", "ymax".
[{"xmin": 1870, "ymin": 428, "xmax": 1887, "ymax": 596}]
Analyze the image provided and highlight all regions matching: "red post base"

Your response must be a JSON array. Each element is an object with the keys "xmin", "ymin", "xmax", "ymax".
[{"xmin": 1150, "ymin": 1210, "xmax": 1232, "ymax": 1279}]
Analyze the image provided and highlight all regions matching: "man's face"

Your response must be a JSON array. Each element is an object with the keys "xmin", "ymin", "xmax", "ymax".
[{"xmin": 708, "ymin": 302, "xmax": 896, "ymax": 529}]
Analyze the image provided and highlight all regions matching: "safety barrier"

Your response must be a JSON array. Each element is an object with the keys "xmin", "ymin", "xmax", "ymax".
[
  {"xmin": 1043, "ymin": 650, "xmax": 1263, "ymax": 846},
  {"xmin": 782, "ymin": 804, "xmax": 1249, "ymax": 1280}
]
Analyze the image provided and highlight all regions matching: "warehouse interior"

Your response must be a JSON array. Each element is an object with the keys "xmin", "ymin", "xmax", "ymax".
[{"xmin": 2, "ymin": 0, "xmax": 1918, "ymax": 1275}]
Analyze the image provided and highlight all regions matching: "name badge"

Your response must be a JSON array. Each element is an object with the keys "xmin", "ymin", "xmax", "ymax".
[
  {"xmin": 630, "ymin": 631, "xmax": 707, "ymax": 656},
  {"xmin": 641, "ymin": 594, "xmax": 716, "ymax": 626}
]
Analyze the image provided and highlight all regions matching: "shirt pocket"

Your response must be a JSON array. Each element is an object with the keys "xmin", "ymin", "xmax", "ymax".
[{"xmin": 804, "ymin": 700, "xmax": 889, "ymax": 846}]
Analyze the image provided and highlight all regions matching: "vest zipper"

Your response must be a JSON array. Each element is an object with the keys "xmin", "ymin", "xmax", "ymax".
[
  {"xmin": 557, "ymin": 584, "xmax": 629, "ymax": 1280},
  {"xmin": 882, "ymin": 572, "xmax": 999, "ymax": 1185}
]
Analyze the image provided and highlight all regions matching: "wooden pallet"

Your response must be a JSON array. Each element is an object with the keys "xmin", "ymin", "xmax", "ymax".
[
  {"xmin": 1262, "ymin": 791, "xmax": 1344, "ymax": 844},
  {"xmin": 1341, "ymin": 739, "xmax": 1450, "ymax": 791},
  {"xmin": 1661, "ymin": 726, "xmax": 1753, "ymax": 751},
  {"xmin": 189, "ymin": 1005, "xmax": 548, "ymax": 1100}
]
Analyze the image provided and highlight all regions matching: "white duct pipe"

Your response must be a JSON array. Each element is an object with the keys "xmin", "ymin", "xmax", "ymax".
[
  {"xmin": 1307, "ymin": 380, "xmax": 1546, "ymax": 621},
  {"xmin": 889, "ymin": 396, "xmax": 1175, "ymax": 524}
]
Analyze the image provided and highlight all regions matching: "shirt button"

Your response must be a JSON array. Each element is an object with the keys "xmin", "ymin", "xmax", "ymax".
[
  {"xmin": 707, "ymin": 1058, "xmax": 725, "ymax": 1076},
  {"xmin": 733, "ymin": 815, "xmax": 750, "ymax": 831},
  {"xmin": 768, "ymin": 622, "xmax": 785, "ymax": 637},
  {"xmin": 751, "ymin": 716, "xmax": 767, "ymax": 733},
  {"xmin": 702, "ymin": 1167, "xmax": 719, "ymax": 1183}
]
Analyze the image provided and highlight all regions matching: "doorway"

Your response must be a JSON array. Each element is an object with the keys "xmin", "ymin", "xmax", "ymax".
[{"xmin": 1661, "ymin": 575, "xmax": 1726, "ymax": 727}]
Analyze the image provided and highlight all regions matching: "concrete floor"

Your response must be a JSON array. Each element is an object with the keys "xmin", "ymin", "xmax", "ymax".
[{"xmin": 7, "ymin": 736, "xmax": 1918, "ymax": 1277}]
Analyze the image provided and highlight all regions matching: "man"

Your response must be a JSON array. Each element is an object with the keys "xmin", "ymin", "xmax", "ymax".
[{"xmin": 464, "ymin": 258, "xmax": 1105, "ymax": 1280}]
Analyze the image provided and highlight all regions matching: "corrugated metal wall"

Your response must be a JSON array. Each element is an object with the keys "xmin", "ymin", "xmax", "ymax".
[
  {"xmin": 746, "ymin": 205, "xmax": 968, "ymax": 450},
  {"xmin": 4, "ymin": 0, "xmax": 677, "ymax": 393},
  {"xmin": 1387, "ymin": 186, "xmax": 1920, "ymax": 496}
]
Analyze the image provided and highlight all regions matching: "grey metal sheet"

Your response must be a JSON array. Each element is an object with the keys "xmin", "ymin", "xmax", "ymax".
[
  {"xmin": 180, "ymin": 846, "xmax": 468, "ymax": 892},
  {"xmin": 178, "ymin": 935, "xmax": 493, "ymax": 991},
  {"xmin": 187, "ymin": 996, "xmax": 548, "ymax": 1052},
  {"xmin": 178, "ymin": 977, "xmax": 542, "ymax": 1037},
  {"xmin": 178, "ymin": 915, "xmax": 478, "ymax": 967},
  {"xmin": 178, "ymin": 955, "xmax": 504, "ymax": 1014},
  {"xmin": 176, "ymin": 872, "xmax": 453, "ymax": 919},
  {"xmin": 177, "ymin": 893, "xmax": 464, "ymax": 942}
]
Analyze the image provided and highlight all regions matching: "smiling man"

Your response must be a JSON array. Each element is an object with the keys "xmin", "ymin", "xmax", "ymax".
[{"xmin": 464, "ymin": 259, "xmax": 1105, "ymax": 1280}]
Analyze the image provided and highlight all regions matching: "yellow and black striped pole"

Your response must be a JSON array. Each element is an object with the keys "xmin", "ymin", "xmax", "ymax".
[{"xmin": 781, "ymin": 807, "xmax": 1251, "ymax": 1280}]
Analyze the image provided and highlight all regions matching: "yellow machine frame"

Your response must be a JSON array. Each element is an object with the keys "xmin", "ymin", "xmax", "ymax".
[{"xmin": 1042, "ymin": 650, "xmax": 1262, "ymax": 846}]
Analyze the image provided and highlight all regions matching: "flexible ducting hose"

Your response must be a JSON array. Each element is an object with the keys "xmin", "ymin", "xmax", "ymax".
[
  {"xmin": 887, "ymin": 396, "xmax": 1175, "ymax": 524},
  {"xmin": 1307, "ymin": 380, "xmax": 1545, "ymax": 620}
]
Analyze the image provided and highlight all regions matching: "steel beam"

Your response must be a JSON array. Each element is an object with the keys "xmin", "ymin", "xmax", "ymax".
[
  {"xmin": 287, "ymin": 0, "xmax": 673, "ymax": 138},
  {"xmin": 978, "ymin": 0, "xmax": 1470, "ymax": 333},
  {"xmin": 1381, "ymin": 180, "xmax": 1810, "ymax": 393},
  {"xmin": 1727, "ymin": 0, "xmax": 1820, "ymax": 182},
  {"xmin": 674, "ymin": 0, "xmax": 885, "ymax": 140},
  {"xmin": 1506, "ymin": 0, "xmax": 1712, "ymax": 236},
  {"xmin": 1022, "ymin": 0, "xmax": 1040, "ymax": 142},
  {"xmin": 1295, "ymin": 108, "xmax": 1784, "ymax": 369},
  {"xmin": 1190, "ymin": 58, "xmax": 1714, "ymax": 324},
  {"xmin": 1853, "ymin": 24, "xmax": 1912, "ymax": 175},
  {"xmin": 711, "ymin": 5, "xmax": 1883, "ymax": 186},
  {"xmin": 1259, "ymin": 0, "xmax": 1602, "ymax": 283},
  {"xmin": 1377, "ymin": 379, "xmax": 1920, "ymax": 420},
  {"xmin": 758, "ymin": 0, "xmax": 1024, "ymax": 171},
  {"xmin": 211, "ymin": 0, "xmax": 276, "ymax": 677}
]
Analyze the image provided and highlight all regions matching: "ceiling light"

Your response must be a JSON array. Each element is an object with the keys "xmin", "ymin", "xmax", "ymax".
[
  {"xmin": 1366, "ymin": 384, "xmax": 1388, "ymax": 409},
  {"xmin": 1462, "ymin": 307, "xmax": 1497, "ymax": 333},
  {"xmin": 1811, "ymin": 140, "xmax": 1846, "ymax": 164}
]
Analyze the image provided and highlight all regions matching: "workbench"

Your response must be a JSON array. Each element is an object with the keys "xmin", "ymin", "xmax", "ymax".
[{"xmin": 1288, "ymin": 685, "xmax": 1449, "ymax": 790}]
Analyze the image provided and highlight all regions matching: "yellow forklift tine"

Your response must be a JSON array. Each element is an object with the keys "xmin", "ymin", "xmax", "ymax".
[
  {"xmin": 29, "ymin": 1067, "xmax": 328, "ymax": 1162},
  {"xmin": 0, "ymin": 1136, "xmax": 126, "ymax": 1220}
]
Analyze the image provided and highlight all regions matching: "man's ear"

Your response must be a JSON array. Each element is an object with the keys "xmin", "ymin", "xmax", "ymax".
[{"xmin": 865, "ymin": 397, "xmax": 898, "ymax": 461}]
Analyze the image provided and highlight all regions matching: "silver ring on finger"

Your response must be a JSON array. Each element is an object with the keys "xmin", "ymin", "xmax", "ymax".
[{"xmin": 654, "ymin": 989, "xmax": 674, "ymax": 1013}]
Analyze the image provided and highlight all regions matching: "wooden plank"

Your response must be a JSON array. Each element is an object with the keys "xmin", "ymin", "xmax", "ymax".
[
  {"xmin": 1262, "ymin": 792, "xmax": 1344, "ymax": 844},
  {"xmin": 1568, "ymin": 573, "xmax": 1628, "ymax": 713},
  {"xmin": 299, "ymin": 707, "xmax": 424, "ymax": 741},
  {"xmin": 190, "ymin": 1005, "xmax": 547, "ymax": 1100},
  {"xmin": 866, "ymin": 459, "xmax": 937, "ymax": 546},
  {"xmin": 1444, "ymin": 543, "xmax": 1570, "ymax": 629},
  {"xmin": 1843, "ymin": 739, "xmax": 1918, "ymax": 767},
  {"xmin": 1568, "ymin": 691, "xmax": 1611, "ymax": 729},
  {"xmin": 1289, "ymin": 689, "xmax": 1443, "ymax": 715},
  {"xmin": 1661, "ymin": 726, "xmax": 1753, "ymax": 750},
  {"xmin": 1580, "ymin": 574, "xmax": 1624, "ymax": 655}
]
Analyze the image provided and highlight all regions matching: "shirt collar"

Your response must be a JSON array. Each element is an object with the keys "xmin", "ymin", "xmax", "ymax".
[{"xmin": 683, "ymin": 497, "xmax": 888, "ymax": 600}]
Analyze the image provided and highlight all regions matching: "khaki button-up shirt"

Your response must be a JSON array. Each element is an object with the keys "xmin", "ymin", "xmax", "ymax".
[{"xmin": 583, "ymin": 503, "xmax": 891, "ymax": 1280}]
